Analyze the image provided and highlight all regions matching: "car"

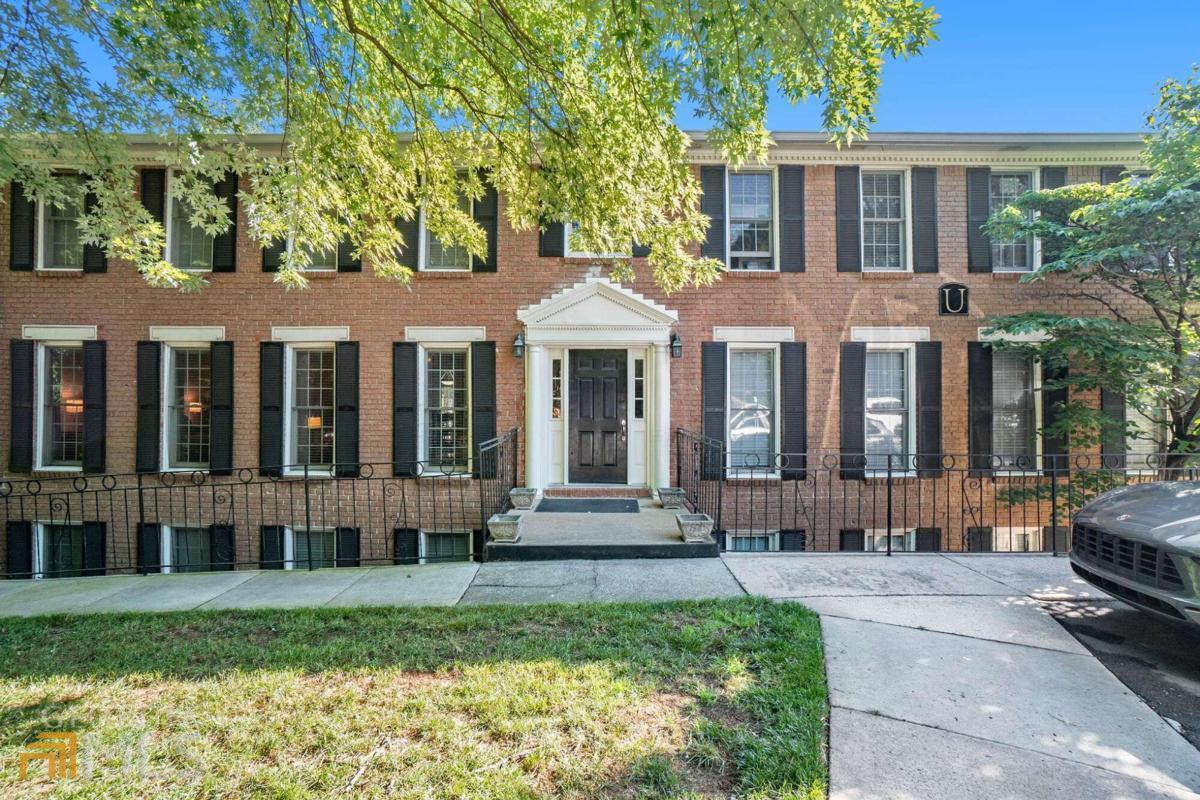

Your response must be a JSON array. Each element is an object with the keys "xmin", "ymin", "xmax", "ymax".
[{"xmin": 1070, "ymin": 481, "xmax": 1200, "ymax": 626}]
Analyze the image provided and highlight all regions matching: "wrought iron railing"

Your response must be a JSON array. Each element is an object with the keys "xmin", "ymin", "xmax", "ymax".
[
  {"xmin": 676, "ymin": 428, "xmax": 1200, "ymax": 555},
  {"xmin": 1, "ymin": 428, "xmax": 519, "ymax": 578}
]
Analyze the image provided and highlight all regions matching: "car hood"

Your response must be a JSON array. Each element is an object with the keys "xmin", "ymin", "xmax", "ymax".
[{"xmin": 1077, "ymin": 482, "xmax": 1200, "ymax": 549}]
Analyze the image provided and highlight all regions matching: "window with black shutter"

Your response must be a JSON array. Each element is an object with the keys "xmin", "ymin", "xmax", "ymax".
[
  {"xmin": 259, "ymin": 342, "xmax": 285, "ymax": 475},
  {"xmin": 393, "ymin": 343, "xmax": 420, "ymax": 476},
  {"xmin": 839, "ymin": 342, "xmax": 866, "ymax": 479},
  {"xmin": 470, "ymin": 341, "xmax": 497, "ymax": 476},
  {"xmin": 779, "ymin": 166, "xmax": 805, "ymax": 272},
  {"xmin": 835, "ymin": 166, "xmax": 862, "ymax": 272},
  {"xmin": 911, "ymin": 167, "xmax": 938, "ymax": 273},
  {"xmin": 9, "ymin": 181, "xmax": 36, "ymax": 271},
  {"xmin": 334, "ymin": 342, "xmax": 360, "ymax": 476},
  {"xmin": 780, "ymin": 342, "xmax": 807, "ymax": 479},
  {"xmin": 699, "ymin": 166, "xmax": 726, "ymax": 264}
]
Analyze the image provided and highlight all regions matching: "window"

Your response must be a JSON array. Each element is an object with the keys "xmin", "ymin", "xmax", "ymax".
[
  {"xmin": 39, "ymin": 177, "xmax": 84, "ymax": 270},
  {"xmin": 728, "ymin": 348, "xmax": 776, "ymax": 471},
  {"xmin": 861, "ymin": 171, "xmax": 906, "ymax": 271},
  {"xmin": 165, "ymin": 347, "xmax": 211, "ymax": 469},
  {"xmin": 168, "ymin": 526, "xmax": 211, "ymax": 573},
  {"xmin": 633, "ymin": 358, "xmax": 645, "ymax": 420},
  {"xmin": 865, "ymin": 528, "xmax": 915, "ymax": 553},
  {"xmin": 564, "ymin": 222, "xmax": 629, "ymax": 259},
  {"xmin": 865, "ymin": 348, "xmax": 912, "ymax": 471},
  {"xmin": 39, "ymin": 345, "xmax": 85, "ymax": 468},
  {"xmin": 992, "ymin": 351, "xmax": 1040, "ymax": 469},
  {"xmin": 167, "ymin": 174, "xmax": 215, "ymax": 271},
  {"xmin": 425, "ymin": 349, "xmax": 470, "ymax": 470},
  {"xmin": 728, "ymin": 530, "xmax": 778, "ymax": 552},
  {"xmin": 1126, "ymin": 404, "xmax": 1167, "ymax": 470},
  {"xmin": 290, "ymin": 348, "xmax": 336, "ymax": 470},
  {"xmin": 551, "ymin": 358, "xmax": 563, "ymax": 419},
  {"xmin": 990, "ymin": 171, "xmax": 1035, "ymax": 272},
  {"xmin": 993, "ymin": 526, "xmax": 1041, "ymax": 553},
  {"xmin": 39, "ymin": 523, "xmax": 85, "ymax": 578},
  {"xmin": 422, "ymin": 530, "xmax": 471, "ymax": 563},
  {"xmin": 293, "ymin": 528, "xmax": 336, "ymax": 569},
  {"xmin": 293, "ymin": 243, "xmax": 337, "ymax": 272},
  {"xmin": 728, "ymin": 172, "xmax": 774, "ymax": 271},
  {"xmin": 422, "ymin": 193, "xmax": 472, "ymax": 271}
]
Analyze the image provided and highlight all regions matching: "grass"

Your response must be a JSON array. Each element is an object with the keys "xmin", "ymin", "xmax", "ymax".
[{"xmin": 0, "ymin": 597, "xmax": 826, "ymax": 799}]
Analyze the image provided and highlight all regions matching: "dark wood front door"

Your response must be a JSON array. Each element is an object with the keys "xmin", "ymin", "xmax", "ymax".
[{"xmin": 569, "ymin": 349, "xmax": 627, "ymax": 483}]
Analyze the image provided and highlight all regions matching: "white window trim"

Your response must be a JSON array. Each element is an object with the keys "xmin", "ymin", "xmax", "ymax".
[
  {"xmin": 284, "ymin": 234, "xmax": 339, "ymax": 272},
  {"xmin": 417, "ymin": 201, "xmax": 474, "ymax": 272},
  {"xmin": 32, "ymin": 521, "xmax": 83, "ymax": 579},
  {"xmin": 160, "ymin": 343, "xmax": 213, "ymax": 472},
  {"xmin": 991, "ymin": 353, "xmax": 1044, "ymax": 476},
  {"xmin": 713, "ymin": 326, "xmax": 795, "ymax": 343},
  {"xmin": 864, "ymin": 528, "xmax": 917, "ymax": 553},
  {"xmin": 726, "ymin": 167, "xmax": 780, "ymax": 272},
  {"xmin": 23, "ymin": 325, "xmax": 97, "ymax": 341},
  {"xmin": 725, "ymin": 343, "xmax": 781, "ymax": 477},
  {"xmin": 727, "ymin": 529, "xmax": 780, "ymax": 552},
  {"xmin": 864, "ymin": 342, "xmax": 917, "ymax": 478},
  {"xmin": 405, "ymin": 326, "xmax": 486, "ymax": 343},
  {"xmin": 35, "ymin": 181, "xmax": 85, "ymax": 272},
  {"xmin": 33, "ymin": 341, "xmax": 85, "ymax": 472},
  {"xmin": 989, "ymin": 167, "xmax": 1042, "ymax": 274},
  {"xmin": 416, "ymin": 344, "xmax": 474, "ymax": 476},
  {"xmin": 418, "ymin": 528, "xmax": 474, "ymax": 564},
  {"xmin": 149, "ymin": 326, "xmax": 224, "ymax": 343},
  {"xmin": 563, "ymin": 222, "xmax": 630, "ymax": 259},
  {"xmin": 164, "ymin": 170, "xmax": 215, "ymax": 274},
  {"xmin": 272, "ymin": 326, "xmax": 350, "ymax": 343},
  {"xmin": 283, "ymin": 526, "xmax": 337, "ymax": 570},
  {"xmin": 859, "ymin": 167, "xmax": 914, "ymax": 273},
  {"xmin": 852, "ymin": 326, "xmax": 930, "ymax": 344},
  {"xmin": 282, "ymin": 343, "xmax": 337, "ymax": 478}
]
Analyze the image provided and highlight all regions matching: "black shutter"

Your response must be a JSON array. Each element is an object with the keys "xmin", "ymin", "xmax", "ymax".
[
  {"xmin": 137, "ymin": 523, "xmax": 162, "ymax": 574},
  {"xmin": 394, "ymin": 527, "xmax": 419, "ymax": 564},
  {"xmin": 1100, "ymin": 388, "xmax": 1127, "ymax": 469},
  {"xmin": 967, "ymin": 527, "xmax": 994, "ymax": 553},
  {"xmin": 780, "ymin": 342, "xmax": 807, "ymax": 480},
  {"xmin": 779, "ymin": 165, "xmax": 805, "ymax": 272},
  {"xmin": 211, "ymin": 171, "xmax": 238, "ymax": 272},
  {"xmin": 140, "ymin": 168, "xmax": 166, "ymax": 225},
  {"xmin": 631, "ymin": 240, "xmax": 651, "ymax": 258},
  {"xmin": 6, "ymin": 521, "xmax": 33, "ymax": 578},
  {"xmin": 538, "ymin": 221, "xmax": 565, "ymax": 257},
  {"xmin": 915, "ymin": 341, "xmax": 943, "ymax": 476},
  {"xmin": 209, "ymin": 341, "xmax": 234, "ymax": 475},
  {"xmin": 393, "ymin": 342, "xmax": 419, "ymax": 476},
  {"xmin": 966, "ymin": 167, "xmax": 993, "ymax": 273},
  {"xmin": 471, "ymin": 181, "xmax": 498, "ymax": 272},
  {"xmin": 780, "ymin": 529, "xmax": 806, "ymax": 552},
  {"xmin": 471, "ymin": 341, "xmax": 497, "ymax": 477},
  {"xmin": 839, "ymin": 529, "xmax": 866, "ymax": 551},
  {"xmin": 396, "ymin": 214, "xmax": 419, "ymax": 269},
  {"xmin": 472, "ymin": 528, "xmax": 486, "ymax": 563},
  {"xmin": 1040, "ymin": 167, "xmax": 1069, "ymax": 264},
  {"xmin": 337, "ymin": 237, "xmax": 361, "ymax": 272},
  {"xmin": 1100, "ymin": 166, "xmax": 1126, "ymax": 185},
  {"xmin": 82, "ymin": 341, "xmax": 106, "ymax": 474},
  {"xmin": 9, "ymin": 181, "xmax": 35, "ymax": 271},
  {"xmin": 82, "ymin": 522, "xmax": 105, "ymax": 576},
  {"xmin": 259, "ymin": 342, "xmax": 285, "ymax": 476},
  {"xmin": 136, "ymin": 341, "xmax": 161, "ymax": 473},
  {"xmin": 840, "ymin": 342, "xmax": 866, "ymax": 479},
  {"xmin": 334, "ymin": 341, "xmax": 360, "ymax": 477},
  {"xmin": 835, "ymin": 166, "xmax": 862, "ymax": 272},
  {"xmin": 968, "ymin": 342, "xmax": 993, "ymax": 473},
  {"xmin": 1042, "ymin": 362, "xmax": 1069, "ymax": 475},
  {"xmin": 260, "ymin": 525, "xmax": 285, "ymax": 569},
  {"xmin": 82, "ymin": 191, "xmax": 107, "ymax": 273},
  {"xmin": 10, "ymin": 339, "xmax": 34, "ymax": 472},
  {"xmin": 915, "ymin": 527, "xmax": 942, "ymax": 552},
  {"xmin": 336, "ymin": 527, "xmax": 361, "ymax": 567},
  {"xmin": 262, "ymin": 239, "xmax": 285, "ymax": 272},
  {"xmin": 911, "ymin": 167, "xmax": 939, "ymax": 273},
  {"xmin": 701, "ymin": 342, "xmax": 727, "ymax": 479},
  {"xmin": 210, "ymin": 524, "xmax": 235, "ymax": 571},
  {"xmin": 700, "ymin": 166, "xmax": 726, "ymax": 262}
]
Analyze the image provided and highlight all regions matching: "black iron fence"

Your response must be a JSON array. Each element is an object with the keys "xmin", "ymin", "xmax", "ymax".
[
  {"xmin": 1, "ymin": 428, "xmax": 519, "ymax": 578},
  {"xmin": 676, "ymin": 428, "xmax": 1200, "ymax": 555}
]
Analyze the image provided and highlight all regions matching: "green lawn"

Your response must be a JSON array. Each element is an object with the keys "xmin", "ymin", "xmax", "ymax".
[{"xmin": 0, "ymin": 598, "xmax": 826, "ymax": 799}]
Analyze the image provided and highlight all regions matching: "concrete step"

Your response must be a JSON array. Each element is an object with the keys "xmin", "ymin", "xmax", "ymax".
[
  {"xmin": 484, "ymin": 541, "xmax": 719, "ymax": 561},
  {"xmin": 542, "ymin": 485, "xmax": 653, "ymax": 499}
]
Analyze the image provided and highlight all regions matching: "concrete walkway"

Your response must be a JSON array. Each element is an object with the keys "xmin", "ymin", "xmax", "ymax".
[{"xmin": 2, "ymin": 554, "xmax": 1198, "ymax": 798}]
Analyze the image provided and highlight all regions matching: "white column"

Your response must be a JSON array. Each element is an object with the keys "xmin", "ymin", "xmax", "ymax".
[
  {"xmin": 653, "ymin": 342, "xmax": 672, "ymax": 492},
  {"xmin": 525, "ymin": 342, "xmax": 550, "ymax": 490}
]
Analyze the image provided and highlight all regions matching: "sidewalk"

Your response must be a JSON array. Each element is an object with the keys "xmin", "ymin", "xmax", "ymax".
[{"xmin": 2, "ymin": 554, "xmax": 1198, "ymax": 798}]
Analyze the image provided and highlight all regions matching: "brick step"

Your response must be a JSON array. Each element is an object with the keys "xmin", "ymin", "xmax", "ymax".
[{"xmin": 541, "ymin": 485, "xmax": 653, "ymax": 499}]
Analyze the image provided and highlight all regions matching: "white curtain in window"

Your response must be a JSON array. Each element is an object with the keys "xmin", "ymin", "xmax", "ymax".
[
  {"xmin": 992, "ymin": 351, "xmax": 1036, "ymax": 466},
  {"xmin": 728, "ymin": 349, "xmax": 774, "ymax": 469},
  {"xmin": 865, "ymin": 350, "xmax": 907, "ymax": 469}
]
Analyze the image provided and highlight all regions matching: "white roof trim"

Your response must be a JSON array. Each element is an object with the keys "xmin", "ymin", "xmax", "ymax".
[
  {"xmin": 977, "ymin": 327, "xmax": 1050, "ymax": 343},
  {"xmin": 713, "ymin": 326, "xmax": 795, "ymax": 343},
  {"xmin": 271, "ymin": 326, "xmax": 351, "ymax": 343},
  {"xmin": 150, "ymin": 326, "xmax": 225, "ymax": 343},
  {"xmin": 22, "ymin": 325, "xmax": 97, "ymax": 341},
  {"xmin": 405, "ymin": 326, "xmax": 486, "ymax": 343},
  {"xmin": 851, "ymin": 326, "xmax": 930, "ymax": 343},
  {"xmin": 517, "ymin": 277, "xmax": 677, "ymax": 346}
]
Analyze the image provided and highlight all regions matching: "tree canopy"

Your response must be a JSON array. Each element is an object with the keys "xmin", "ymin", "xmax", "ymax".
[
  {"xmin": 0, "ymin": 0, "xmax": 935, "ymax": 291},
  {"xmin": 984, "ymin": 69, "xmax": 1200, "ymax": 461}
]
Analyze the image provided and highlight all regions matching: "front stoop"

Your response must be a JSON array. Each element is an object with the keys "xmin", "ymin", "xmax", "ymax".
[
  {"xmin": 484, "ymin": 541, "xmax": 719, "ymax": 561},
  {"xmin": 542, "ymin": 485, "xmax": 652, "ymax": 499}
]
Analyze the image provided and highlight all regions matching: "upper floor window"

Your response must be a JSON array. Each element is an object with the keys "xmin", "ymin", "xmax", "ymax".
[
  {"xmin": 289, "ymin": 347, "xmax": 336, "ymax": 470},
  {"xmin": 424, "ymin": 348, "xmax": 470, "ymax": 470},
  {"xmin": 39, "ymin": 177, "xmax": 84, "ymax": 271},
  {"xmin": 992, "ymin": 351, "xmax": 1040, "ymax": 469},
  {"xmin": 728, "ymin": 346, "xmax": 776, "ymax": 470},
  {"xmin": 564, "ymin": 222, "xmax": 629, "ymax": 259},
  {"xmin": 39, "ymin": 345, "xmax": 85, "ymax": 469},
  {"xmin": 861, "ymin": 171, "xmax": 907, "ymax": 272},
  {"xmin": 167, "ymin": 172, "xmax": 215, "ymax": 272},
  {"xmin": 990, "ymin": 171, "xmax": 1036, "ymax": 272},
  {"xmin": 165, "ymin": 346, "xmax": 211, "ymax": 469},
  {"xmin": 421, "ymin": 194, "xmax": 472, "ymax": 272},
  {"xmin": 728, "ymin": 171, "xmax": 774, "ymax": 271},
  {"xmin": 864, "ymin": 347, "xmax": 912, "ymax": 470}
]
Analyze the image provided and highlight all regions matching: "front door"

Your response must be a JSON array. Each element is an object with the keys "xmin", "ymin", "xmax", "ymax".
[{"xmin": 569, "ymin": 349, "xmax": 627, "ymax": 483}]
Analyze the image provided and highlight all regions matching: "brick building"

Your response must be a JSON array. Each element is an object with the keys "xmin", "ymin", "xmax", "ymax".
[{"xmin": 0, "ymin": 132, "xmax": 1148, "ymax": 575}]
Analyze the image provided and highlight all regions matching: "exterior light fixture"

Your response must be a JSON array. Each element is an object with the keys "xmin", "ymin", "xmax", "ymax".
[
  {"xmin": 670, "ymin": 332, "xmax": 683, "ymax": 359},
  {"xmin": 513, "ymin": 332, "xmax": 526, "ymax": 359}
]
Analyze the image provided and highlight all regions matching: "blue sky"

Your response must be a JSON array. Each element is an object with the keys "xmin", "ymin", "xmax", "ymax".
[{"xmin": 677, "ymin": 0, "xmax": 1199, "ymax": 133}]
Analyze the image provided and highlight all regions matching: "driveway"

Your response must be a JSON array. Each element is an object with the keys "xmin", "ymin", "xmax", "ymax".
[{"xmin": 723, "ymin": 553, "xmax": 1200, "ymax": 800}]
